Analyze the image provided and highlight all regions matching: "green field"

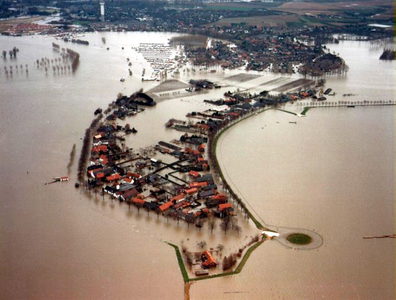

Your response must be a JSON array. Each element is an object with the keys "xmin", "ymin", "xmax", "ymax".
[
  {"xmin": 286, "ymin": 233, "xmax": 312, "ymax": 245},
  {"xmin": 205, "ymin": 2, "xmax": 282, "ymax": 11}
]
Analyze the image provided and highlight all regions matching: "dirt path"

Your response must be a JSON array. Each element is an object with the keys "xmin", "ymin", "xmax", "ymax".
[{"xmin": 184, "ymin": 282, "xmax": 192, "ymax": 300}]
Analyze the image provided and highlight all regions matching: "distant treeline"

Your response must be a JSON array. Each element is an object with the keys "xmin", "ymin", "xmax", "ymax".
[
  {"xmin": 67, "ymin": 48, "xmax": 80, "ymax": 72},
  {"xmin": 170, "ymin": 35, "xmax": 207, "ymax": 47}
]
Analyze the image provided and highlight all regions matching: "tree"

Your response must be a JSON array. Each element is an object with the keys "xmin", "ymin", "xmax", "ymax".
[
  {"xmin": 222, "ymin": 256, "xmax": 230, "ymax": 271},
  {"xmin": 197, "ymin": 240, "xmax": 206, "ymax": 249},
  {"xmin": 208, "ymin": 217, "xmax": 216, "ymax": 233},
  {"xmin": 220, "ymin": 216, "xmax": 231, "ymax": 234}
]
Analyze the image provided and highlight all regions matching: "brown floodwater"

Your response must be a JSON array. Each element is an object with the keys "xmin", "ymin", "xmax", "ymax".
[
  {"xmin": 0, "ymin": 33, "xmax": 394, "ymax": 299},
  {"xmin": 192, "ymin": 40, "xmax": 395, "ymax": 299}
]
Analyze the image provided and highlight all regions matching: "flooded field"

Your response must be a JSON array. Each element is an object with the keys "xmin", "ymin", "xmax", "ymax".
[{"xmin": 0, "ymin": 32, "xmax": 394, "ymax": 299}]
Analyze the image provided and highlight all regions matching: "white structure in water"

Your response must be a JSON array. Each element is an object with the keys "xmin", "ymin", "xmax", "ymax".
[{"xmin": 100, "ymin": 2, "xmax": 105, "ymax": 22}]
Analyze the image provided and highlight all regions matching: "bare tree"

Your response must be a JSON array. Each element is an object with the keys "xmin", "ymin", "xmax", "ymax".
[{"xmin": 197, "ymin": 240, "xmax": 207, "ymax": 249}]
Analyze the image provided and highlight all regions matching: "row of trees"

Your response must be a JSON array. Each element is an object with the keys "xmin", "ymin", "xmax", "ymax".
[{"xmin": 2, "ymin": 47, "xmax": 19, "ymax": 59}]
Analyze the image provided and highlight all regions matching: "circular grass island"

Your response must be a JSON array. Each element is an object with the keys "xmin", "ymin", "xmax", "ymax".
[{"xmin": 286, "ymin": 233, "xmax": 312, "ymax": 245}]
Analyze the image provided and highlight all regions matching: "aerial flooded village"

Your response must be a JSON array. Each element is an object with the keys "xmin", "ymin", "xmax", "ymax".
[{"xmin": 1, "ymin": 0, "xmax": 395, "ymax": 299}]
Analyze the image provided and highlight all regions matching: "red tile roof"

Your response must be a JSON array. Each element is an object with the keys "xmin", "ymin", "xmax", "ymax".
[
  {"xmin": 190, "ymin": 182, "xmax": 207, "ymax": 188},
  {"xmin": 132, "ymin": 198, "xmax": 145, "ymax": 206},
  {"xmin": 106, "ymin": 173, "xmax": 121, "ymax": 182},
  {"xmin": 202, "ymin": 251, "xmax": 216, "ymax": 268},
  {"xmin": 189, "ymin": 171, "xmax": 199, "ymax": 178},
  {"xmin": 218, "ymin": 203, "xmax": 232, "ymax": 211},
  {"xmin": 170, "ymin": 193, "xmax": 185, "ymax": 202},
  {"xmin": 185, "ymin": 188, "xmax": 198, "ymax": 194},
  {"xmin": 159, "ymin": 201, "xmax": 173, "ymax": 212}
]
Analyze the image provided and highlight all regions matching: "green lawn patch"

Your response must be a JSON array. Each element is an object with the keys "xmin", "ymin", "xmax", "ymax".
[
  {"xmin": 301, "ymin": 107, "xmax": 310, "ymax": 115},
  {"xmin": 286, "ymin": 233, "xmax": 312, "ymax": 245}
]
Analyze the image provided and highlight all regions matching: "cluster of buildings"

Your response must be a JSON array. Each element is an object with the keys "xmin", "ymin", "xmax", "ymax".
[
  {"xmin": 185, "ymin": 34, "xmax": 326, "ymax": 75},
  {"xmin": 85, "ymin": 92, "xmax": 239, "ymax": 228}
]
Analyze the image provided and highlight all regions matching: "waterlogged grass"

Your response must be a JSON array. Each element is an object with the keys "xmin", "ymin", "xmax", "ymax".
[{"xmin": 286, "ymin": 233, "xmax": 312, "ymax": 245}]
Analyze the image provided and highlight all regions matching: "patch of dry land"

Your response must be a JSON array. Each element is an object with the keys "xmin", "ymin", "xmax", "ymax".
[
  {"xmin": 274, "ymin": 2, "xmax": 336, "ymax": 15},
  {"xmin": 274, "ymin": 0, "xmax": 393, "ymax": 16},
  {"xmin": 0, "ymin": 16, "xmax": 44, "ymax": 31},
  {"xmin": 214, "ymin": 15, "xmax": 300, "ymax": 27}
]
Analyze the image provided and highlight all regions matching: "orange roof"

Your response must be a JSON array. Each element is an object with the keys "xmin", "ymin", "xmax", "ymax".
[
  {"xmin": 132, "ymin": 198, "xmax": 145, "ymax": 206},
  {"xmin": 106, "ymin": 173, "xmax": 121, "ymax": 181},
  {"xmin": 210, "ymin": 194, "xmax": 226, "ymax": 201},
  {"xmin": 91, "ymin": 145, "xmax": 108, "ymax": 153},
  {"xmin": 95, "ymin": 172, "xmax": 105, "ymax": 179},
  {"xmin": 198, "ymin": 124, "xmax": 210, "ymax": 131},
  {"xmin": 170, "ymin": 193, "xmax": 185, "ymax": 202},
  {"xmin": 185, "ymin": 188, "xmax": 198, "ymax": 194},
  {"xmin": 189, "ymin": 171, "xmax": 199, "ymax": 178},
  {"xmin": 190, "ymin": 182, "xmax": 207, "ymax": 188},
  {"xmin": 159, "ymin": 201, "xmax": 173, "ymax": 212},
  {"xmin": 174, "ymin": 200, "xmax": 190, "ymax": 210},
  {"xmin": 218, "ymin": 203, "xmax": 232, "ymax": 211},
  {"xmin": 202, "ymin": 251, "xmax": 216, "ymax": 267},
  {"xmin": 126, "ymin": 172, "xmax": 141, "ymax": 179}
]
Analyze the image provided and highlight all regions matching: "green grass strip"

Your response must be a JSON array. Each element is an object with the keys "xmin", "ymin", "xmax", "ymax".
[
  {"xmin": 166, "ymin": 242, "xmax": 190, "ymax": 283},
  {"xmin": 301, "ymin": 107, "xmax": 311, "ymax": 116},
  {"xmin": 275, "ymin": 108, "xmax": 297, "ymax": 115}
]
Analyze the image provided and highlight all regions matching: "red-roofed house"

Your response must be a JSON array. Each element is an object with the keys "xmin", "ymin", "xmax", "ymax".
[
  {"xmin": 106, "ymin": 173, "xmax": 121, "ymax": 182},
  {"xmin": 119, "ymin": 188, "xmax": 139, "ymax": 202},
  {"xmin": 190, "ymin": 182, "xmax": 207, "ymax": 188},
  {"xmin": 201, "ymin": 251, "xmax": 217, "ymax": 268},
  {"xmin": 189, "ymin": 171, "xmax": 200, "ymax": 178},
  {"xmin": 218, "ymin": 203, "xmax": 231, "ymax": 211},
  {"xmin": 185, "ymin": 188, "xmax": 198, "ymax": 195},
  {"xmin": 132, "ymin": 198, "xmax": 145, "ymax": 207},
  {"xmin": 159, "ymin": 201, "xmax": 174, "ymax": 212},
  {"xmin": 170, "ymin": 193, "xmax": 185, "ymax": 202},
  {"xmin": 210, "ymin": 194, "xmax": 227, "ymax": 203}
]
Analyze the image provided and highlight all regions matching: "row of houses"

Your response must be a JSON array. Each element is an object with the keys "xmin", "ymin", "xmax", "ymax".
[{"xmin": 86, "ymin": 100, "xmax": 236, "ymax": 226}]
